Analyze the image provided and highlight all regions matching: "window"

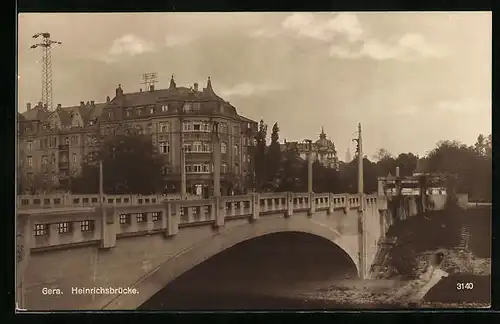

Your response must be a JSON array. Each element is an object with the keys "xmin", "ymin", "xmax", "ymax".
[
  {"xmin": 50, "ymin": 137, "xmax": 57, "ymax": 147},
  {"xmin": 203, "ymin": 143, "xmax": 211, "ymax": 152},
  {"xmin": 137, "ymin": 108, "xmax": 142, "ymax": 116},
  {"xmin": 126, "ymin": 109, "xmax": 131, "ymax": 117},
  {"xmin": 58, "ymin": 222, "xmax": 72, "ymax": 234},
  {"xmin": 72, "ymin": 153, "xmax": 77, "ymax": 164},
  {"xmin": 193, "ymin": 123, "xmax": 201, "ymax": 131},
  {"xmin": 159, "ymin": 122, "xmax": 169, "ymax": 133},
  {"xmin": 34, "ymin": 224, "xmax": 49, "ymax": 236},
  {"xmin": 220, "ymin": 123, "xmax": 228, "ymax": 133},
  {"xmin": 27, "ymin": 156, "xmax": 33, "ymax": 167},
  {"xmin": 150, "ymin": 107, "xmax": 155, "ymax": 114},
  {"xmin": 159, "ymin": 141, "xmax": 170, "ymax": 154},
  {"xmin": 40, "ymin": 138, "xmax": 48, "ymax": 149},
  {"xmin": 222, "ymin": 163, "xmax": 227, "ymax": 173},
  {"xmin": 119, "ymin": 213, "xmax": 131, "ymax": 225},
  {"xmin": 71, "ymin": 135, "xmax": 79, "ymax": 145},
  {"xmin": 233, "ymin": 125, "xmax": 239, "ymax": 135},
  {"xmin": 193, "ymin": 141, "xmax": 202, "ymax": 152},
  {"xmin": 183, "ymin": 143, "xmax": 192, "ymax": 152},
  {"xmin": 183, "ymin": 103, "xmax": 192, "ymax": 112},
  {"xmin": 152, "ymin": 212, "xmax": 162, "ymax": 222},
  {"xmin": 243, "ymin": 153, "xmax": 247, "ymax": 163},
  {"xmin": 41, "ymin": 155, "xmax": 48, "ymax": 165},
  {"xmin": 202, "ymin": 164, "xmax": 210, "ymax": 173},
  {"xmin": 186, "ymin": 164, "xmax": 209, "ymax": 173},
  {"xmin": 234, "ymin": 163, "xmax": 240, "ymax": 174},
  {"xmin": 136, "ymin": 213, "xmax": 147, "ymax": 223},
  {"xmin": 182, "ymin": 122, "xmax": 192, "ymax": 131},
  {"xmin": 26, "ymin": 140, "xmax": 32, "ymax": 152},
  {"xmin": 64, "ymin": 137, "xmax": 70, "ymax": 145},
  {"xmin": 233, "ymin": 144, "xmax": 239, "ymax": 156},
  {"xmin": 221, "ymin": 142, "xmax": 227, "ymax": 154},
  {"xmin": 80, "ymin": 220, "xmax": 94, "ymax": 232},
  {"xmin": 147, "ymin": 123, "xmax": 152, "ymax": 134},
  {"xmin": 161, "ymin": 104, "xmax": 168, "ymax": 112},
  {"xmin": 203, "ymin": 122, "xmax": 211, "ymax": 132},
  {"xmin": 108, "ymin": 111, "xmax": 113, "ymax": 119}
]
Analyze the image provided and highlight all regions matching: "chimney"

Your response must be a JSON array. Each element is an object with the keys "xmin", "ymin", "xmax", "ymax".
[
  {"xmin": 396, "ymin": 166, "xmax": 400, "ymax": 177},
  {"xmin": 106, "ymin": 96, "xmax": 110, "ymax": 103},
  {"xmin": 57, "ymin": 104, "xmax": 62, "ymax": 109},
  {"xmin": 90, "ymin": 100, "xmax": 95, "ymax": 106},
  {"xmin": 193, "ymin": 82, "xmax": 199, "ymax": 92},
  {"xmin": 86, "ymin": 101, "xmax": 90, "ymax": 106},
  {"xmin": 149, "ymin": 85, "xmax": 154, "ymax": 92},
  {"xmin": 116, "ymin": 84, "xmax": 123, "ymax": 97},
  {"xmin": 80, "ymin": 101, "xmax": 85, "ymax": 107},
  {"xmin": 26, "ymin": 102, "xmax": 31, "ymax": 110}
]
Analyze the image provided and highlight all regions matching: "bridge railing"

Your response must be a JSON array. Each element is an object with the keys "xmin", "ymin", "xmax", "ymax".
[
  {"xmin": 16, "ymin": 193, "xmax": 197, "ymax": 210},
  {"xmin": 18, "ymin": 192, "xmax": 388, "ymax": 252}
]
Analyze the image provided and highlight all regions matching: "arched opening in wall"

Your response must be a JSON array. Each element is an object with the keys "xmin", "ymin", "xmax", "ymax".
[{"xmin": 139, "ymin": 232, "xmax": 358, "ymax": 310}]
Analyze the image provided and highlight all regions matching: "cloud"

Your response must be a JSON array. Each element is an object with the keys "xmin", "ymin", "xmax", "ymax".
[
  {"xmin": 436, "ymin": 98, "xmax": 490, "ymax": 113},
  {"xmin": 281, "ymin": 13, "xmax": 446, "ymax": 61},
  {"xmin": 282, "ymin": 13, "xmax": 364, "ymax": 42},
  {"xmin": 164, "ymin": 34, "xmax": 194, "ymax": 47},
  {"xmin": 219, "ymin": 82, "xmax": 285, "ymax": 98},
  {"xmin": 248, "ymin": 28, "xmax": 282, "ymax": 39},
  {"xmin": 108, "ymin": 34, "xmax": 155, "ymax": 57}
]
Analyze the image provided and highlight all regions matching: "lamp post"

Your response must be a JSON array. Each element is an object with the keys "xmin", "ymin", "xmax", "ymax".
[
  {"xmin": 212, "ymin": 121, "xmax": 221, "ymax": 197},
  {"xmin": 304, "ymin": 139, "xmax": 313, "ymax": 193}
]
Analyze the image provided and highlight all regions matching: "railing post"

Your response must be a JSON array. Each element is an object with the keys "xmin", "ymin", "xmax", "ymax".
[
  {"xmin": 328, "ymin": 193, "xmax": 334, "ymax": 215},
  {"xmin": 308, "ymin": 192, "xmax": 315, "ymax": 217},
  {"xmin": 251, "ymin": 193, "xmax": 260, "ymax": 222},
  {"xmin": 100, "ymin": 205, "xmax": 116, "ymax": 249},
  {"xmin": 166, "ymin": 201, "xmax": 178, "ymax": 236},
  {"xmin": 286, "ymin": 192, "xmax": 294, "ymax": 218},
  {"xmin": 214, "ymin": 197, "xmax": 225, "ymax": 228}
]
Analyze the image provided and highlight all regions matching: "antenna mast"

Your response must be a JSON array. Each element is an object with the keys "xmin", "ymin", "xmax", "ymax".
[
  {"xmin": 141, "ymin": 72, "xmax": 158, "ymax": 90},
  {"xmin": 30, "ymin": 32, "xmax": 62, "ymax": 110}
]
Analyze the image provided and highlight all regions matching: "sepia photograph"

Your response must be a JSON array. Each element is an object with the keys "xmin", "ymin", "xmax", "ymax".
[{"xmin": 16, "ymin": 12, "xmax": 491, "ymax": 311}]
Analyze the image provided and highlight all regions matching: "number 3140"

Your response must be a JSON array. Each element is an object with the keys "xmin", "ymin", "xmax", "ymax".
[{"xmin": 456, "ymin": 282, "xmax": 474, "ymax": 290}]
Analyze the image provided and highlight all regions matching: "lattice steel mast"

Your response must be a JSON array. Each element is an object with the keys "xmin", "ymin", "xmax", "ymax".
[{"xmin": 30, "ymin": 33, "xmax": 62, "ymax": 110}]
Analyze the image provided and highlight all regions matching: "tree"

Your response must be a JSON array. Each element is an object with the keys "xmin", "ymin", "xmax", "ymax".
[
  {"xmin": 254, "ymin": 119, "xmax": 268, "ymax": 191},
  {"xmin": 394, "ymin": 153, "xmax": 418, "ymax": 176},
  {"xmin": 374, "ymin": 148, "xmax": 397, "ymax": 177},
  {"xmin": 277, "ymin": 144, "xmax": 306, "ymax": 192},
  {"xmin": 71, "ymin": 132, "xmax": 166, "ymax": 195},
  {"xmin": 373, "ymin": 148, "xmax": 393, "ymax": 161},
  {"xmin": 266, "ymin": 122, "xmax": 282, "ymax": 188}
]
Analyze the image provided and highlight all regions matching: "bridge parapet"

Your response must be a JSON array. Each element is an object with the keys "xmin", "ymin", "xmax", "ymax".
[
  {"xmin": 17, "ymin": 193, "xmax": 197, "ymax": 210},
  {"xmin": 18, "ymin": 192, "xmax": 388, "ymax": 254}
]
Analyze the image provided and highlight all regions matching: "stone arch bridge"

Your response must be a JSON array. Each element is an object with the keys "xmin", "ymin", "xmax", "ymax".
[{"xmin": 17, "ymin": 192, "xmax": 393, "ymax": 310}]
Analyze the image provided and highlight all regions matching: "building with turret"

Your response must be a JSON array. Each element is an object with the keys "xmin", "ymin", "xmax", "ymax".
[
  {"xmin": 17, "ymin": 76, "xmax": 258, "ymax": 196},
  {"xmin": 281, "ymin": 127, "xmax": 339, "ymax": 169}
]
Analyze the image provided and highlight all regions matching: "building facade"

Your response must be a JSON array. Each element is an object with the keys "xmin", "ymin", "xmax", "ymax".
[
  {"xmin": 17, "ymin": 76, "xmax": 258, "ymax": 196},
  {"xmin": 281, "ymin": 127, "xmax": 339, "ymax": 169}
]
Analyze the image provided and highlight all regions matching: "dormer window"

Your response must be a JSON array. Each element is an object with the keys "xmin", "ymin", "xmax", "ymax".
[
  {"xmin": 150, "ymin": 106, "xmax": 155, "ymax": 114},
  {"xmin": 108, "ymin": 111, "xmax": 113, "ymax": 119},
  {"xmin": 137, "ymin": 108, "xmax": 142, "ymax": 116},
  {"xmin": 161, "ymin": 104, "xmax": 168, "ymax": 112},
  {"xmin": 126, "ymin": 109, "xmax": 132, "ymax": 117}
]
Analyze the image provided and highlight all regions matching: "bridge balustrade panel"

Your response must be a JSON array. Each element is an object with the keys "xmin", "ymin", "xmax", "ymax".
[
  {"xmin": 292, "ymin": 194, "xmax": 310, "ymax": 212},
  {"xmin": 114, "ymin": 204, "xmax": 168, "ymax": 237},
  {"xmin": 258, "ymin": 193, "xmax": 287, "ymax": 214},
  {"xmin": 221, "ymin": 196, "xmax": 253, "ymax": 219}
]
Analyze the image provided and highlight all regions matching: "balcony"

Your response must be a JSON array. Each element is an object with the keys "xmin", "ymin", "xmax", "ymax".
[{"xmin": 59, "ymin": 144, "xmax": 69, "ymax": 151}]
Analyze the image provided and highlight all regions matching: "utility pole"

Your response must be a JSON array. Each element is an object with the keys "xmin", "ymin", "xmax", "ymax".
[
  {"xmin": 353, "ymin": 123, "xmax": 364, "ymax": 195},
  {"xmin": 180, "ymin": 120, "xmax": 187, "ymax": 199},
  {"xmin": 304, "ymin": 139, "xmax": 313, "ymax": 193},
  {"xmin": 212, "ymin": 121, "xmax": 221, "ymax": 197},
  {"xmin": 30, "ymin": 32, "xmax": 61, "ymax": 110}
]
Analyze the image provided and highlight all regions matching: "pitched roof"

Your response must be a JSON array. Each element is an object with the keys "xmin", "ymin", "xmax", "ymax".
[{"xmin": 21, "ymin": 104, "xmax": 50, "ymax": 121}]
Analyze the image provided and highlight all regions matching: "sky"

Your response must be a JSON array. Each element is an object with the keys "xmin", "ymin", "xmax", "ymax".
[{"xmin": 17, "ymin": 12, "xmax": 491, "ymax": 160}]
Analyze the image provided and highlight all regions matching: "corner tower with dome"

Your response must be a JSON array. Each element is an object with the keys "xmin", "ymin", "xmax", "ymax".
[{"xmin": 281, "ymin": 127, "xmax": 339, "ymax": 170}]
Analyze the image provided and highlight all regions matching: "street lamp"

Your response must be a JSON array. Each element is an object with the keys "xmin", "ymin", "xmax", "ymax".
[
  {"xmin": 303, "ymin": 139, "xmax": 313, "ymax": 193},
  {"xmin": 251, "ymin": 138, "xmax": 257, "ymax": 193}
]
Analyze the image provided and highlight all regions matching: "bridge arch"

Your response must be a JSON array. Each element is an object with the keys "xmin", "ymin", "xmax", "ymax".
[{"xmin": 100, "ymin": 216, "xmax": 359, "ymax": 310}]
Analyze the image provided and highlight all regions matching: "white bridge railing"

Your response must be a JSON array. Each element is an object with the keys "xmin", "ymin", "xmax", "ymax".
[{"xmin": 17, "ymin": 192, "xmax": 388, "ymax": 252}]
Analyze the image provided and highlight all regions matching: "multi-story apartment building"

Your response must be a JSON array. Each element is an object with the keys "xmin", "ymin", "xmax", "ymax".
[
  {"xmin": 281, "ymin": 127, "xmax": 339, "ymax": 170},
  {"xmin": 18, "ymin": 76, "xmax": 258, "ymax": 196}
]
